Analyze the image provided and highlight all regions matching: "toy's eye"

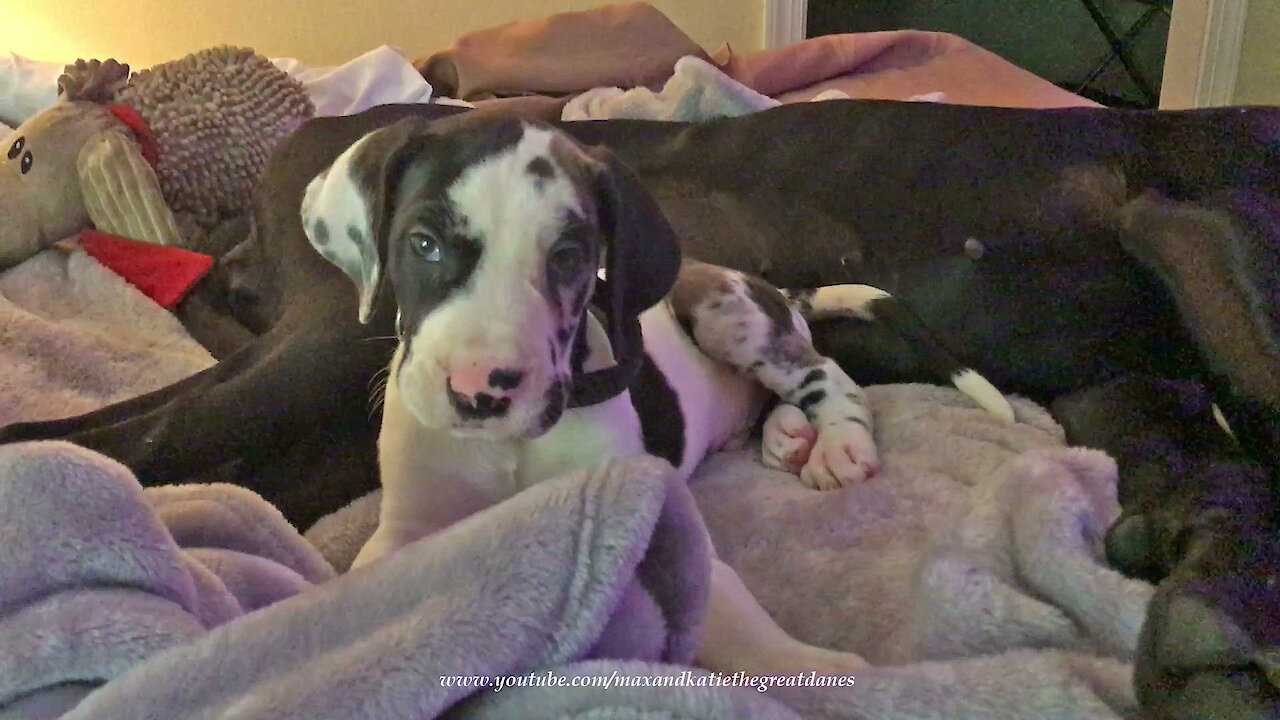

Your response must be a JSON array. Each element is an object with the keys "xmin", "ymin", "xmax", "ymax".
[
  {"xmin": 410, "ymin": 230, "xmax": 441, "ymax": 263},
  {"xmin": 7, "ymin": 136, "xmax": 23, "ymax": 159},
  {"xmin": 19, "ymin": 151, "xmax": 32, "ymax": 175}
]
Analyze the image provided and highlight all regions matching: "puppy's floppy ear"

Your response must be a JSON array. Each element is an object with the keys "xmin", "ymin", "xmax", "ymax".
[
  {"xmin": 591, "ymin": 147, "xmax": 682, "ymax": 326},
  {"xmin": 301, "ymin": 116, "xmax": 434, "ymax": 323}
]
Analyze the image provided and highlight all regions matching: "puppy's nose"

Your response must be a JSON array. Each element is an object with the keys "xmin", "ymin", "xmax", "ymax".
[{"xmin": 445, "ymin": 365, "xmax": 526, "ymax": 419}]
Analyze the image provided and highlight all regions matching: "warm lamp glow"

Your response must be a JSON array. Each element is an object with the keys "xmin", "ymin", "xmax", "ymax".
[{"xmin": 0, "ymin": 0, "xmax": 759, "ymax": 69}]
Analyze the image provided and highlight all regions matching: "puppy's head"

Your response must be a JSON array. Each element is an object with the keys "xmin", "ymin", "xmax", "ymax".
[{"xmin": 300, "ymin": 115, "xmax": 680, "ymax": 439}]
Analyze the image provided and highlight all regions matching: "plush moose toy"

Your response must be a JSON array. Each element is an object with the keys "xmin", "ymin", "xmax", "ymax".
[{"xmin": 0, "ymin": 46, "xmax": 314, "ymax": 269}]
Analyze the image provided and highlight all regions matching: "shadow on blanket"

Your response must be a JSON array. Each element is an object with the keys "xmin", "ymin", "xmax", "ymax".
[{"xmin": 1, "ymin": 385, "xmax": 1156, "ymax": 720}]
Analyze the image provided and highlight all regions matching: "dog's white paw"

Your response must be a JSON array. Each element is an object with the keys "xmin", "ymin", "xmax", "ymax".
[
  {"xmin": 761, "ymin": 404, "xmax": 816, "ymax": 474},
  {"xmin": 799, "ymin": 422, "xmax": 880, "ymax": 491}
]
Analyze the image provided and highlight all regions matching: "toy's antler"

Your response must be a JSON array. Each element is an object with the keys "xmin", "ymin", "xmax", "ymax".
[{"xmin": 58, "ymin": 59, "xmax": 132, "ymax": 103}]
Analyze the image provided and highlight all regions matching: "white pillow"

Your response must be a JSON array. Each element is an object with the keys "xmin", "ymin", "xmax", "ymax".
[
  {"xmin": 273, "ymin": 46, "xmax": 433, "ymax": 117},
  {"xmin": 0, "ymin": 52, "xmax": 61, "ymax": 127}
]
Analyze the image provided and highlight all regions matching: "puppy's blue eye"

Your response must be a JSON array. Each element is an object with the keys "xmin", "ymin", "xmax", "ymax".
[
  {"xmin": 411, "ymin": 231, "xmax": 441, "ymax": 263},
  {"xmin": 548, "ymin": 239, "xmax": 585, "ymax": 276}
]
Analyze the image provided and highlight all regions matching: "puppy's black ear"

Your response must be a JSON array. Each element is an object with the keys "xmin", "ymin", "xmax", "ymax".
[
  {"xmin": 300, "ymin": 116, "xmax": 435, "ymax": 323},
  {"xmin": 592, "ymin": 148, "xmax": 682, "ymax": 325}
]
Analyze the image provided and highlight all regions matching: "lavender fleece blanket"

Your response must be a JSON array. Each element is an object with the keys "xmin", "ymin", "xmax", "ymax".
[{"xmin": 0, "ymin": 387, "xmax": 1155, "ymax": 720}]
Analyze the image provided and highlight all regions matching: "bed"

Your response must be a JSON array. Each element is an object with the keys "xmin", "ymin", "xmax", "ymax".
[{"xmin": 1, "ymin": 6, "xmax": 1166, "ymax": 719}]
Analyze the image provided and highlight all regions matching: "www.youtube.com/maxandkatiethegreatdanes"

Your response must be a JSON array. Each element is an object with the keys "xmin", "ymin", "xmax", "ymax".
[{"xmin": 440, "ymin": 670, "xmax": 858, "ymax": 693}]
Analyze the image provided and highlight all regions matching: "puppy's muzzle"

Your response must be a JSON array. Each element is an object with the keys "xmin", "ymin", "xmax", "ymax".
[{"xmin": 445, "ymin": 365, "xmax": 528, "ymax": 420}]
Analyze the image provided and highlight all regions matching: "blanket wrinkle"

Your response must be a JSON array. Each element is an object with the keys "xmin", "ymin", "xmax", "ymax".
[
  {"xmin": 716, "ymin": 31, "xmax": 1099, "ymax": 108},
  {"xmin": 415, "ymin": 2, "xmax": 709, "ymax": 101},
  {"xmin": 147, "ymin": 483, "xmax": 336, "ymax": 584},
  {"xmin": 1, "ymin": 450, "xmax": 710, "ymax": 719},
  {"xmin": 0, "ymin": 247, "xmax": 214, "ymax": 427},
  {"xmin": 0, "ymin": 442, "xmax": 201, "ymax": 620},
  {"xmin": 773, "ymin": 650, "xmax": 1137, "ymax": 720},
  {"xmin": 0, "ymin": 440, "xmax": 344, "ymax": 717}
]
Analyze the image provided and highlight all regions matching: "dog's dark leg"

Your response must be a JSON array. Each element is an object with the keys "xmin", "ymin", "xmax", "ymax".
[
  {"xmin": 2, "ymin": 294, "xmax": 390, "ymax": 489},
  {"xmin": 173, "ymin": 279, "xmax": 259, "ymax": 361},
  {"xmin": 1116, "ymin": 191, "xmax": 1280, "ymax": 468},
  {"xmin": 1051, "ymin": 375, "xmax": 1260, "ymax": 580},
  {"xmin": 1055, "ymin": 172, "xmax": 1280, "ymax": 719}
]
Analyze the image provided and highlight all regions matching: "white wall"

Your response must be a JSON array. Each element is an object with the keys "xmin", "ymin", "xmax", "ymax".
[
  {"xmin": 1234, "ymin": 0, "xmax": 1280, "ymax": 105},
  {"xmin": 2, "ymin": 0, "xmax": 763, "ymax": 68}
]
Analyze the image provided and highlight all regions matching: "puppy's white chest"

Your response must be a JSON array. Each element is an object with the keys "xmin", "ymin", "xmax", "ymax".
[{"xmin": 515, "ymin": 394, "xmax": 645, "ymax": 487}]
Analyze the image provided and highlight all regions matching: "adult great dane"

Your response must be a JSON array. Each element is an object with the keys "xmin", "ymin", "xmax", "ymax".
[{"xmin": 3, "ymin": 101, "xmax": 1278, "ymax": 716}]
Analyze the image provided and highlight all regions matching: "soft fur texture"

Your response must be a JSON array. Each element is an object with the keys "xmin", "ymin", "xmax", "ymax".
[{"xmin": 0, "ymin": 246, "xmax": 214, "ymax": 425}]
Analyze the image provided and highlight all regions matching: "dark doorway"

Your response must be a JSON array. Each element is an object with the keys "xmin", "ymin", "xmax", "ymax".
[{"xmin": 807, "ymin": 1, "xmax": 1173, "ymax": 108}]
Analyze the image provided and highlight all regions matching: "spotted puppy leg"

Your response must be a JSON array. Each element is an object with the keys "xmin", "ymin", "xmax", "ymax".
[{"xmin": 669, "ymin": 262, "xmax": 879, "ymax": 490}]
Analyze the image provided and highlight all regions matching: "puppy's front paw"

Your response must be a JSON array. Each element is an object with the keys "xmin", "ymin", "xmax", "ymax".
[
  {"xmin": 761, "ymin": 404, "xmax": 816, "ymax": 474},
  {"xmin": 799, "ymin": 423, "xmax": 880, "ymax": 491}
]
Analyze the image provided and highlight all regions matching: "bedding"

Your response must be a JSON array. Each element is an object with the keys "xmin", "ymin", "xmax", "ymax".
[
  {"xmin": 0, "ymin": 245, "xmax": 214, "ymax": 427},
  {"xmin": 0, "ymin": 384, "xmax": 1152, "ymax": 720},
  {"xmin": 0, "ymin": 9, "xmax": 1154, "ymax": 719}
]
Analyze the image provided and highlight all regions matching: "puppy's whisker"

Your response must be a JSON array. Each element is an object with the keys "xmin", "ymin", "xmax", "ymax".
[
  {"xmin": 367, "ymin": 365, "xmax": 391, "ymax": 390},
  {"xmin": 368, "ymin": 376, "xmax": 389, "ymax": 418},
  {"xmin": 361, "ymin": 335, "xmax": 399, "ymax": 343}
]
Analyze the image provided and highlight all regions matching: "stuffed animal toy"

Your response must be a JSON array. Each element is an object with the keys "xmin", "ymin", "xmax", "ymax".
[{"xmin": 0, "ymin": 46, "xmax": 314, "ymax": 269}]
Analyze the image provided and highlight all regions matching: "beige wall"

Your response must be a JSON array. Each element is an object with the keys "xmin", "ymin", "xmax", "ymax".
[
  {"xmin": 2, "ymin": 0, "xmax": 762, "ymax": 69},
  {"xmin": 1234, "ymin": 0, "xmax": 1280, "ymax": 105}
]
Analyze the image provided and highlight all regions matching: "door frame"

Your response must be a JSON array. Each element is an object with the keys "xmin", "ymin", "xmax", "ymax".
[{"xmin": 1160, "ymin": 0, "xmax": 1249, "ymax": 108}]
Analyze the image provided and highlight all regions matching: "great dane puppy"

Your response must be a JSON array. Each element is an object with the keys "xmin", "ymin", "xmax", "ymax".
[{"xmin": 299, "ymin": 114, "xmax": 1009, "ymax": 672}]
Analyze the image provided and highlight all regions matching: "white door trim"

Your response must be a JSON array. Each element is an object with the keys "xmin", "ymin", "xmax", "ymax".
[
  {"xmin": 763, "ymin": 0, "xmax": 808, "ymax": 49},
  {"xmin": 1161, "ymin": 0, "xmax": 1250, "ymax": 108}
]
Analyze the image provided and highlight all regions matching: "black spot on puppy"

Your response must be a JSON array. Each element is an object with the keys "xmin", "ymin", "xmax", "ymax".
[
  {"xmin": 743, "ymin": 274, "xmax": 797, "ymax": 337},
  {"xmin": 312, "ymin": 219, "xmax": 330, "ymax": 246},
  {"xmin": 799, "ymin": 369, "xmax": 826, "ymax": 388},
  {"xmin": 527, "ymin": 156, "xmax": 556, "ymax": 181},
  {"xmin": 347, "ymin": 224, "xmax": 364, "ymax": 245},
  {"xmin": 488, "ymin": 368, "xmax": 525, "ymax": 390},
  {"xmin": 798, "ymin": 389, "xmax": 826, "ymax": 413}
]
